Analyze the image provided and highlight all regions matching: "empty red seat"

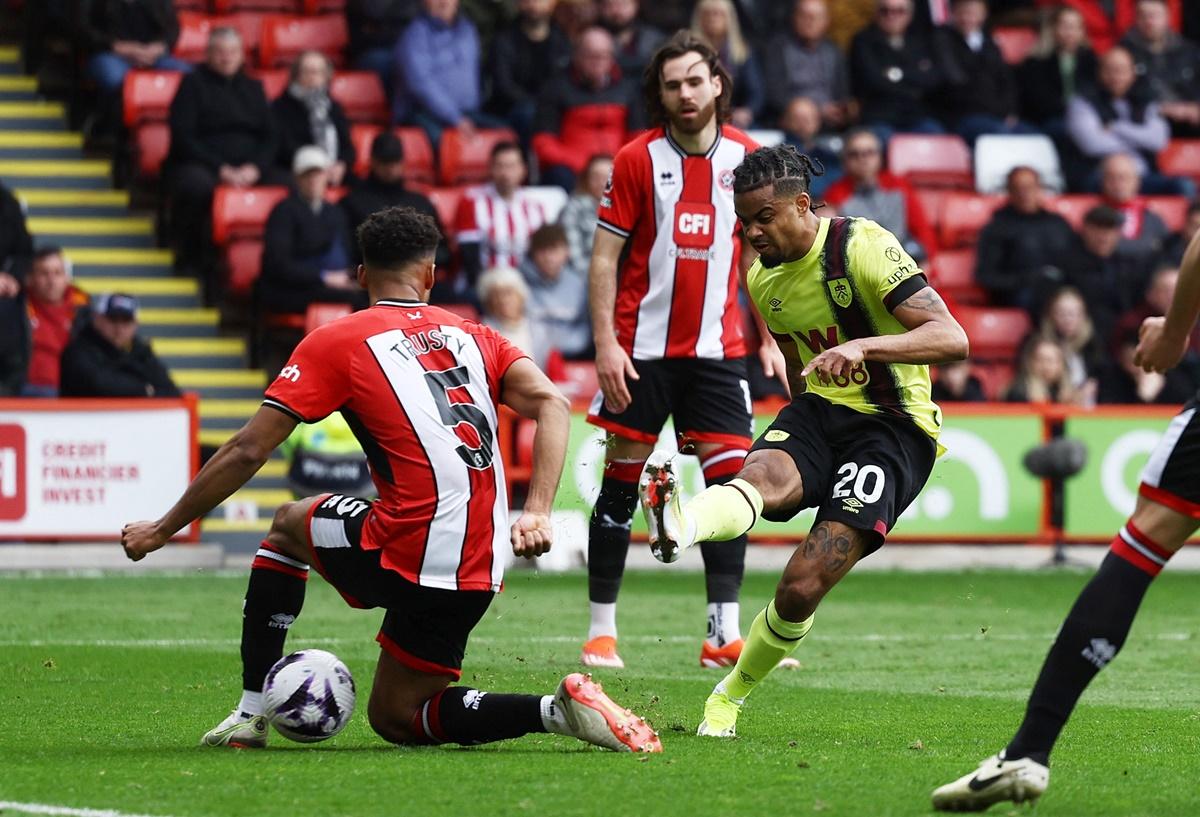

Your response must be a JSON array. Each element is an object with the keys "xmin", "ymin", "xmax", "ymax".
[
  {"xmin": 305, "ymin": 302, "xmax": 353, "ymax": 334},
  {"xmin": 133, "ymin": 122, "xmax": 171, "ymax": 181},
  {"xmin": 211, "ymin": 185, "xmax": 289, "ymax": 245},
  {"xmin": 349, "ymin": 125, "xmax": 435, "ymax": 184},
  {"xmin": 929, "ymin": 248, "xmax": 988, "ymax": 306},
  {"xmin": 1157, "ymin": 139, "xmax": 1200, "ymax": 184},
  {"xmin": 330, "ymin": 71, "xmax": 388, "ymax": 124},
  {"xmin": 212, "ymin": 0, "xmax": 297, "ymax": 11},
  {"xmin": 249, "ymin": 67, "xmax": 288, "ymax": 99},
  {"xmin": 1044, "ymin": 194, "xmax": 1100, "ymax": 229},
  {"xmin": 174, "ymin": 12, "xmax": 266, "ymax": 62},
  {"xmin": 439, "ymin": 127, "xmax": 519, "ymax": 186},
  {"xmin": 1143, "ymin": 195, "xmax": 1189, "ymax": 232},
  {"xmin": 912, "ymin": 187, "xmax": 948, "ymax": 234},
  {"xmin": 972, "ymin": 362, "xmax": 1016, "ymax": 400},
  {"xmin": 426, "ymin": 186, "xmax": 468, "ymax": 240},
  {"xmin": 992, "ymin": 27, "xmax": 1038, "ymax": 64},
  {"xmin": 953, "ymin": 306, "xmax": 1032, "ymax": 361},
  {"xmin": 224, "ymin": 239, "xmax": 264, "ymax": 297},
  {"xmin": 122, "ymin": 70, "xmax": 183, "ymax": 127},
  {"xmin": 259, "ymin": 14, "xmax": 348, "ymax": 68},
  {"xmin": 887, "ymin": 134, "xmax": 973, "ymax": 189},
  {"xmin": 554, "ymin": 361, "xmax": 599, "ymax": 403},
  {"xmin": 939, "ymin": 192, "xmax": 1004, "ymax": 248}
]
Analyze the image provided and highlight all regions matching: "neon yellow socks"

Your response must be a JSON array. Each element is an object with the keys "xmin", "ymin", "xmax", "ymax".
[
  {"xmin": 684, "ymin": 478, "xmax": 764, "ymax": 543},
  {"xmin": 721, "ymin": 601, "xmax": 813, "ymax": 700}
]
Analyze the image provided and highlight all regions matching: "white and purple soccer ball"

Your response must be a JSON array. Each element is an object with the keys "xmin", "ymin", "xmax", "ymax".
[{"xmin": 263, "ymin": 649, "xmax": 356, "ymax": 743}]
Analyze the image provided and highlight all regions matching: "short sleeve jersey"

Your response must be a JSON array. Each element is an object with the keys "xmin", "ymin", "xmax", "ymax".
[
  {"xmin": 747, "ymin": 216, "xmax": 942, "ymax": 440},
  {"xmin": 596, "ymin": 125, "xmax": 758, "ymax": 361},
  {"xmin": 263, "ymin": 299, "xmax": 528, "ymax": 592}
]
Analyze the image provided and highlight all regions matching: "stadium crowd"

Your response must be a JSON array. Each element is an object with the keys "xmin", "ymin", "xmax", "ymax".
[{"xmin": 4, "ymin": 0, "xmax": 1200, "ymax": 405}]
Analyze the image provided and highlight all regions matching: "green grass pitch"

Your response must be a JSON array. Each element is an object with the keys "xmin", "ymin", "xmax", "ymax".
[{"xmin": 1, "ymin": 568, "xmax": 1198, "ymax": 817}]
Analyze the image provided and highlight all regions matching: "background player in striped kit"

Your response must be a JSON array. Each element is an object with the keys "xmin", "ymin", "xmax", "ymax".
[
  {"xmin": 932, "ymin": 229, "xmax": 1200, "ymax": 812},
  {"xmin": 121, "ymin": 207, "xmax": 661, "ymax": 755},
  {"xmin": 582, "ymin": 31, "xmax": 786, "ymax": 669}
]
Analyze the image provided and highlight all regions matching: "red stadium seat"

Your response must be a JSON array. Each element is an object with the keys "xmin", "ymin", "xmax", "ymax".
[
  {"xmin": 514, "ymin": 418, "xmax": 536, "ymax": 468},
  {"xmin": 887, "ymin": 134, "xmax": 973, "ymax": 188},
  {"xmin": 211, "ymin": 185, "xmax": 289, "ymax": 245},
  {"xmin": 301, "ymin": 0, "xmax": 346, "ymax": 13},
  {"xmin": 174, "ymin": 12, "xmax": 266, "ymax": 62},
  {"xmin": 1157, "ymin": 139, "xmax": 1200, "ymax": 185},
  {"xmin": 122, "ymin": 70, "xmax": 183, "ymax": 127},
  {"xmin": 212, "ymin": 0, "xmax": 297, "ymax": 11},
  {"xmin": 426, "ymin": 186, "xmax": 467, "ymax": 239},
  {"xmin": 305, "ymin": 302, "xmax": 353, "ymax": 334},
  {"xmin": 132, "ymin": 123, "xmax": 171, "ymax": 181},
  {"xmin": 348, "ymin": 125, "xmax": 436, "ymax": 184},
  {"xmin": 1044, "ymin": 194, "xmax": 1100, "ymax": 229},
  {"xmin": 929, "ymin": 248, "xmax": 988, "ymax": 306},
  {"xmin": 554, "ymin": 361, "xmax": 600, "ymax": 403},
  {"xmin": 1143, "ymin": 195, "xmax": 1189, "ymax": 232},
  {"xmin": 259, "ymin": 14, "xmax": 348, "ymax": 68},
  {"xmin": 972, "ymin": 362, "xmax": 1016, "ymax": 400},
  {"xmin": 249, "ymin": 67, "xmax": 288, "ymax": 99},
  {"xmin": 439, "ymin": 127, "xmax": 519, "ymax": 186},
  {"xmin": 439, "ymin": 302, "xmax": 480, "ymax": 322},
  {"xmin": 992, "ymin": 26, "xmax": 1038, "ymax": 64},
  {"xmin": 938, "ymin": 192, "xmax": 1004, "ymax": 248},
  {"xmin": 912, "ymin": 187, "xmax": 948, "ymax": 234},
  {"xmin": 953, "ymin": 306, "xmax": 1032, "ymax": 361},
  {"xmin": 223, "ymin": 239, "xmax": 264, "ymax": 297},
  {"xmin": 330, "ymin": 71, "xmax": 388, "ymax": 124}
]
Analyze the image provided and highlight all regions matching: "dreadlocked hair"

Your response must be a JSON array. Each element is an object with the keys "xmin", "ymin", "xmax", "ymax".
[{"xmin": 732, "ymin": 144, "xmax": 825, "ymax": 200}]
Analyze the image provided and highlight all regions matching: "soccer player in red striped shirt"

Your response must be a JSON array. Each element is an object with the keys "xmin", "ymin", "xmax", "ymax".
[
  {"xmin": 933, "ymin": 229, "xmax": 1200, "ymax": 810},
  {"xmin": 121, "ymin": 207, "xmax": 661, "ymax": 754},
  {"xmin": 581, "ymin": 31, "xmax": 786, "ymax": 669}
]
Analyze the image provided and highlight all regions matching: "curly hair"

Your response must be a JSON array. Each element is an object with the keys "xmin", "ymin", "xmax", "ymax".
[
  {"xmin": 356, "ymin": 206, "xmax": 442, "ymax": 271},
  {"xmin": 732, "ymin": 144, "xmax": 825, "ymax": 198},
  {"xmin": 642, "ymin": 30, "xmax": 733, "ymax": 127}
]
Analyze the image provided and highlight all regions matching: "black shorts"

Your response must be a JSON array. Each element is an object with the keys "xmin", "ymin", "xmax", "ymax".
[
  {"xmin": 750, "ymin": 394, "xmax": 938, "ymax": 554},
  {"xmin": 586, "ymin": 357, "xmax": 754, "ymax": 448},
  {"xmin": 303, "ymin": 493, "xmax": 493, "ymax": 679},
  {"xmin": 1138, "ymin": 398, "xmax": 1200, "ymax": 518}
]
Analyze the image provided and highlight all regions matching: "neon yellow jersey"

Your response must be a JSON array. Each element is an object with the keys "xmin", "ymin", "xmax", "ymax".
[{"xmin": 747, "ymin": 216, "xmax": 942, "ymax": 440}]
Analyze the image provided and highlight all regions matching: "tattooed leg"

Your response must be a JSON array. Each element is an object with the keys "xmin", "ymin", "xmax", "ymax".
[{"xmin": 775, "ymin": 521, "xmax": 870, "ymax": 622}]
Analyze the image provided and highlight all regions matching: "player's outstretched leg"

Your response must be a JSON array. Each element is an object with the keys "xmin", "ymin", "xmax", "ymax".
[
  {"xmin": 932, "ymin": 501, "xmax": 1190, "ymax": 811},
  {"xmin": 203, "ymin": 497, "xmax": 317, "ymax": 748},
  {"xmin": 368, "ymin": 651, "xmax": 662, "ymax": 752},
  {"xmin": 699, "ymin": 520, "xmax": 868, "ymax": 738},
  {"xmin": 582, "ymin": 448, "xmax": 649, "ymax": 669}
]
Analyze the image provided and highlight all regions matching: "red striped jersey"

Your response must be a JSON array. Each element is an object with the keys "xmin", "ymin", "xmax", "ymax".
[
  {"xmin": 454, "ymin": 183, "xmax": 551, "ymax": 270},
  {"xmin": 263, "ymin": 299, "xmax": 527, "ymax": 592},
  {"xmin": 596, "ymin": 125, "xmax": 758, "ymax": 360}
]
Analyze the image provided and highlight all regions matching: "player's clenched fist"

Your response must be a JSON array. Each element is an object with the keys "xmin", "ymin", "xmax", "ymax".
[
  {"xmin": 121, "ymin": 520, "xmax": 168, "ymax": 561},
  {"xmin": 1134, "ymin": 316, "xmax": 1187, "ymax": 374},
  {"xmin": 510, "ymin": 512, "xmax": 553, "ymax": 559}
]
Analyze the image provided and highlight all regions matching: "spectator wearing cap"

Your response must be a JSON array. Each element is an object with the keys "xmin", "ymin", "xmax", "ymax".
[
  {"xmin": 1121, "ymin": 0, "xmax": 1200, "ymax": 137},
  {"xmin": 1098, "ymin": 152, "xmax": 1171, "ymax": 262},
  {"xmin": 272, "ymin": 50, "xmax": 355, "ymax": 188},
  {"xmin": 0, "ymin": 182, "xmax": 33, "ymax": 395},
  {"xmin": 478, "ymin": 265, "xmax": 549, "ymax": 368},
  {"xmin": 340, "ymin": 133, "xmax": 450, "ymax": 269},
  {"xmin": 260, "ymin": 147, "xmax": 364, "ymax": 316},
  {"xmin": 59, "ymin": 294, "xmax": 179, "ymax": 398},
  {"xmin": 1058, "ymin": 204, "xmax": 1156, "ymax": 336},
  {"xmin": 520, "ymin": 224, "xmax": 591, "ymax": 359},
  {"xmin": 823, "ymin": 128, "xmax": 938, "ymax": 262},
  {"xmin": 21, "ymin": 248, "xmax": 90, "ymax": 397},
  {"xmin": 762, "ymin": 0, "xmax": 851, "ymax": 129},
  {"xmin": 394, "ymin": 0, "xmax": 506, "ymax": 147},
  {"xmin": 531, "ymin": 25, "xmax": 641, "ymax": 191},
  {"xmin": 166, "ymin": 27, "xmax": 284, "ymax": 277},
  {"xmin": 975, "ymin": 166, "xmax": 1077, "ymax": 311},
  {"xmin": 487, "ymin": 0, "xmax": 572, "ymax": 143},
  {"xmin": 1065, "ymin": 46, "xmax": 1190, "ymax": 196},
  {"xmin": 557, "ymin": 153, "xmax": 612, "ymax": 277}
]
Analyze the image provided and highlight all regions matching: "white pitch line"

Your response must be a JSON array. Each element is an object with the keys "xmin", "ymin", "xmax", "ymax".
[{"xmin": 0, "ymin": 801, "xmax": 175, "ymax": 817}]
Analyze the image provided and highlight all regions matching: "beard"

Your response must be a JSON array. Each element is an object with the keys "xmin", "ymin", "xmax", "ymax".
[
  {"xmin": 758, "ymin": 250, "xmax": 783, "ymax": 268},
  {"xmin": 669, "ymin": 97, "xmax": 717, "ymax": 134}
]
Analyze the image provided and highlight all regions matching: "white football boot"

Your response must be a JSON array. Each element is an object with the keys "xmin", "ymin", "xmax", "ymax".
[
  {"xmin": 554, "ymin": 673, "xmax": 662, "ymax": 753},
  {"xmin": 639, "ymin": 451, "xmax": 696, "ymax": 564},
  {"xmin": 931, "ymin": 752, "xmax": 1049, "ymax": 811},
  {"xmin": 201, "ymin": 709, "xmax": 269, "ymax": 748}
]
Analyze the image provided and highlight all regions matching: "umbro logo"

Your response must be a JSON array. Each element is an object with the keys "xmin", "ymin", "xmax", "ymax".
[
  {"xmin": 769, "ymin": 298, "xmax": 783, "ymax": 312},
  {"xmin": 842, "ymin": 497, "xmax": 863, "ymax": 513},
  {"xmin": 278, "ymin": 365, "xmax": 301, "ymax": 382}
]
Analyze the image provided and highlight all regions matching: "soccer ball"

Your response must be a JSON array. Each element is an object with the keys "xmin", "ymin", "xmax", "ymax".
[{"xmin": 263, "ymin": 649, "xmax": 356, "ymax": 743}]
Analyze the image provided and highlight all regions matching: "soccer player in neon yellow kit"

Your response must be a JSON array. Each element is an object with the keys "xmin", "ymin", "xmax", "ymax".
[{"xmin": 638, "ymin": 144, "xmax": 969, "ymax": 737}]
